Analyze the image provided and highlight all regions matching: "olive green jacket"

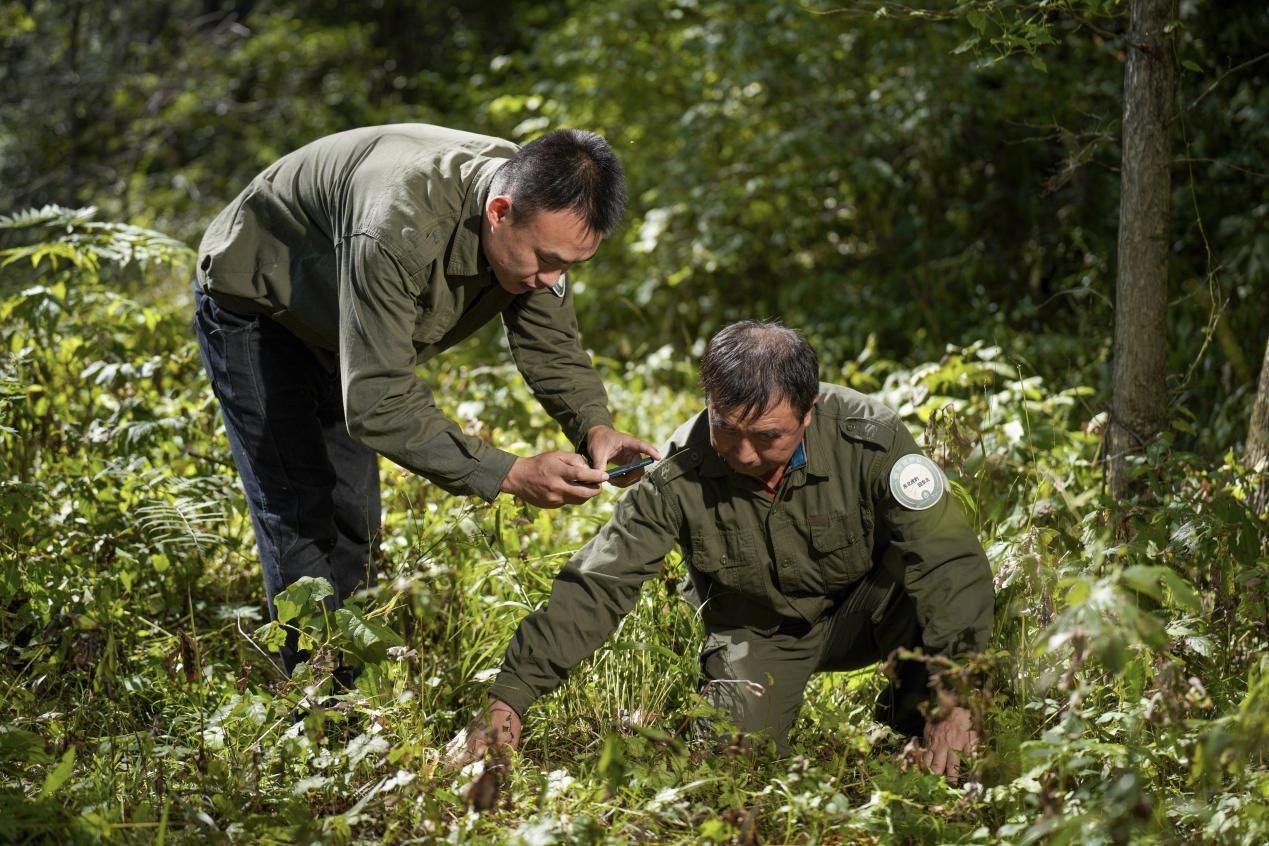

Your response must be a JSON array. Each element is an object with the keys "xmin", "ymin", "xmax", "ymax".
[
  {"xmin": 490, "ymin": 383, "xmax": 994, "ymax": 717},
  {"xmin": 196, "ymin": 124, "xmax": 614, "ymax": 501}
]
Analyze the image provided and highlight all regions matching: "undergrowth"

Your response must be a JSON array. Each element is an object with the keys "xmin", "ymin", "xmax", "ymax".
[{"xmin": 1, "ymin": 210, "xmax": 1266, "ymax": 844}]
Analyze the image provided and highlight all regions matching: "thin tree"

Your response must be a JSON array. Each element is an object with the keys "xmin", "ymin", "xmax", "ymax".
[
  {"xmin": 1247, "ymin": 337, "xmax": 1269, "ymax": 519},
  {"xmin": 1106, "ymin": 0, "xmax": 1175, "ymax": 499}
]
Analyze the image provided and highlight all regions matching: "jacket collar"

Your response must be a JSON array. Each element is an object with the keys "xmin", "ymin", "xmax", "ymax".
[
  {"xmin": 445, "ymin": 157, "xmax": 503, "ymax": 278},
  {"xmin": 802, "ymin": 405, "xmax": 833, "ymax": 479}
]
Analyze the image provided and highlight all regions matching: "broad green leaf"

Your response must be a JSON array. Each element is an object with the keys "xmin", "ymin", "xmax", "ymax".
[
  {"xmin": 1060, "ymin": 577, "xmax": 1091, "ymax": 608},
  {"xmin": 1131, "ymin": 607, "xmax": 1168, "ymax": 650},
  {"xmin": 253, "ymin": 620, "xmax": 289, "ymax": 652},
  {"xmin": 273, "ymin": 576, "xmax": 333, "ymax": 624},
  {"xmin": 1097, "ymin": 632, "xmax": 1128, "ymax": 674},
  {"xmin": 39, "ymin": 747, "xmax": 75, "ymax": 798},
  {"xmin": 0, "ymin": 727, "xmax": 49, "ymax": 765},
  {"xmin": 1121, "ymin": 565, "xmax": 1165, "ymax": 602},
  {"xmin": 1159, "ymin": 569, "xmax": 1202, "ymax": 613},
  {"xmin": 335, "ymin": 607, "xmax": 402, "ymax": 663}
]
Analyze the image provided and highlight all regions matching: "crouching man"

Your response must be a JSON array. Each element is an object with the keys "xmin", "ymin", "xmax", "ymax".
[{"xmin": 446, "ymin": 321, "xmax": 994, "ymax": 779}]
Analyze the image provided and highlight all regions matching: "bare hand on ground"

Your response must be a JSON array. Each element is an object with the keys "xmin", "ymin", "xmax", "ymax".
[
  {"xmin": 585, "ymin": 424, "xmax": 661, "ymax": 487},
  {"xmin": 443, "ymin": 699, "xmax": 522, "ymax": 770},
  {"xmin": 920, "ymin": 705, "xmax": 978, "ymax": 784},
  {"xmin": 500, "ymin": 451, "xmax": 608, "ymax": 507}
]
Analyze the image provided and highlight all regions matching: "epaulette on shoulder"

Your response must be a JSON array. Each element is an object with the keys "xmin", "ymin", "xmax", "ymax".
[
  {"xmin": 839, "ymin": 415, "xmax": 895, "ymax": 450},
  {"xmin": 650, "ymin": 447, "xmax": 703, "ymax": 486}
]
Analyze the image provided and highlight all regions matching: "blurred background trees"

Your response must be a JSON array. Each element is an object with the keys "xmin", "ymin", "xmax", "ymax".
[{"xmin": 1, "ymin": 0, "xmax": 1266, "ymax": 466}]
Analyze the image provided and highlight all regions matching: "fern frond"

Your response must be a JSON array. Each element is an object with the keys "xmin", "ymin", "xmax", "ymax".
[
  {"xmin": 0, "ymin": 205, "xmax": 193, "ymax": 276},
  {"xmin": 134, "ymin": 477, "xmax": 233, "ymax": 557},
  {"xmin": 0, "ymin": 205, "xmax": 99, "ymax": 230},
  {"xmin": 0, "ymin": 241, "xmax": 99, "ymax": 271}
]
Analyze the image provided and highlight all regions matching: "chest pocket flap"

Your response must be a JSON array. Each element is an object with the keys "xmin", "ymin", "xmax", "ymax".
[
  {"xmin": 808, "ymin": 512, "xmax": 870, "ymax": 589},
  {"xmin": 689, "ymin": 527, "xmax": 764, "ymax": 597}
]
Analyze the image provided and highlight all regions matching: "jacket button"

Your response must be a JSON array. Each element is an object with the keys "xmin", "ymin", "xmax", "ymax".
[{"xmin": 720, "ymin": 554, "xmax": 728, "ymax": 564}]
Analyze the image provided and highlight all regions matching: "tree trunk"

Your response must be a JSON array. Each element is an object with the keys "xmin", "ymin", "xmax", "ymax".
[
  {"xmin": 1106, "ymin": 0, "xmax": 1175, "ymax": 499},
  {"xmin": 1247, "ymin": 336, "xmax": 1269, "ymax": 519}
]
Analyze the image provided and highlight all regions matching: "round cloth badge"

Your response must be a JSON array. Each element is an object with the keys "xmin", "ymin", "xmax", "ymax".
[{"xmin": 889, "ymin": 454, "xmax": 946, "ymax": 511}]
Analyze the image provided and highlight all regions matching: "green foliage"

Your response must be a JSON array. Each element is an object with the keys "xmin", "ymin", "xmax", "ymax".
[
  {"xmin": 1, "ymin": 217, "xmax": 1265, "ymax": 843},
  {"xmin": 1, "ymin": 0, "xmax": 1266, "ymax": 840},
  {"xmin": 0, "ymin": 205, "xmax": 193, "ymax": 289},
  {"xmin": 5, "ymin": 0, "xmax": 1264, "ymax": 441}
]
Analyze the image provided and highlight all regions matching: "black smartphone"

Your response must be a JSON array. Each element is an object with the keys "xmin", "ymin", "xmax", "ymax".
[{"xmin": 606, "ymin": 457, "xmax": 654, "ymax": 480}]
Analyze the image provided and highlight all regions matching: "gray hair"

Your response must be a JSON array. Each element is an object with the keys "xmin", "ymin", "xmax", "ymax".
[{"xmin": 699, "ymin": 321, "xmax": 819, "ymax": 419}]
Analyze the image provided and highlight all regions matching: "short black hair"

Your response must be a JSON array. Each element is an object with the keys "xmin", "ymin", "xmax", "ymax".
[
  {"xmin": 490, "ymin": 129, "xmax": 626, "ymax": 237},
  {"xmin": 699, "ymin": 321, "xmax": 820, "ymax": 420}
]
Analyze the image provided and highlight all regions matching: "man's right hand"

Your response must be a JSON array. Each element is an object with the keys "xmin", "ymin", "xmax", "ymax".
[
  {"xmin": 500, "ymin": 451, "xmax": 608, "ymax": 508},
  {"xmin": 920, "ymin": 704, "xmax": 978, "ymax": 785},
  {"xmin": 444, "ymin": 699, "xmax": 522, "ymax": 769}
]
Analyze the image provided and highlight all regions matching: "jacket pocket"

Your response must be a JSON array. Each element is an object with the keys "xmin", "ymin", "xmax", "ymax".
[
  {"xmin": 689, "ymin": 527, "xmax": 765, "ymax": 599},
  {"xmin": 809, "ymin": 512, "xmax": 870, "ymax": 591}
]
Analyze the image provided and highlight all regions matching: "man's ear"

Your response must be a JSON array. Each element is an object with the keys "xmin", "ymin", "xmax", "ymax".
[{"xmin": 486, "ymin": 195, "xmax": 512, "ymax": 227}]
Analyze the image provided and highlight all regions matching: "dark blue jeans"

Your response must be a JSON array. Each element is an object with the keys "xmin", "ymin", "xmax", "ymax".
[{"xmin": 194, "ymin": 286, "xmax": 380, "ymax": 673}]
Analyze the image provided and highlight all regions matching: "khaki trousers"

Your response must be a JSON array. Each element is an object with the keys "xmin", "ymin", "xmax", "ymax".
[{"xmin": 699, "ymin": 564, "xmax": 928, "ymax": 754}]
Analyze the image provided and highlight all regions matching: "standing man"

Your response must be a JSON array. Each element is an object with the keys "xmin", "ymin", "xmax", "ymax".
[
  {"xmin": 447, "ymin": 321, "xmax": 993, "ymax": 780},
  {"xmin": 194, "ymin": 124, "xmax": 657, "ymax": 672}
]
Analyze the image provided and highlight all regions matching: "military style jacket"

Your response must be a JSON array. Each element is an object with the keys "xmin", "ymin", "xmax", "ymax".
[
  {"xmin": 490, "ymin": 383, "xmax": 994, "ymax": 717},
  {"xmin": 196, "ymin": 124, "xmax": 614, "ymax": 501}
]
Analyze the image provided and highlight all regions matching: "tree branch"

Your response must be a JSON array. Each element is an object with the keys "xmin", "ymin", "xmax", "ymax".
[{"xmin": 1174, "ymin": 49, "xmax": 1269, "ymax": 122}]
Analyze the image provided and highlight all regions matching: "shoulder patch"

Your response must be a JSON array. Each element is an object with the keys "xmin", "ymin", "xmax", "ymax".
[
  {"xmin": 549, "ymin": 275, "xmax": 567, "ymax": 298},
  {"xmin": 840, "ymin": 416, "xmax": 893, "ymax": 449},
  {"xmin": 888, "ymin": 454, "xmax": 946, "ymax": 510},
  {"xmin": 651, "ymin": 447, "xmax": 703, "ymax": 486}
]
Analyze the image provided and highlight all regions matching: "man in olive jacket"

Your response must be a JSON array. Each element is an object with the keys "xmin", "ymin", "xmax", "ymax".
[
  {"xmin": 446, "ymin": 321, "xmax": 993, "ymax": 779},
  {"xmin": 194, "ymin": 125, "xmax": 656, "ymax": 672}
]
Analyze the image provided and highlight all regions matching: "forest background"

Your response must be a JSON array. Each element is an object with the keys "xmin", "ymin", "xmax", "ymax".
[{"xmin": 1, "ymin": 0, "xmax": 1267, "ymax": 843}]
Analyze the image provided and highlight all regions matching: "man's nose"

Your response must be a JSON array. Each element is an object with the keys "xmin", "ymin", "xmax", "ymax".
[{"xmin": 732, "ymin": 439, "xmax": 758, "ymax": 465}]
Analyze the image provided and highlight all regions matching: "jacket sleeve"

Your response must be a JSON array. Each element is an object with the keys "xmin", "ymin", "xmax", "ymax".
[
  {"xmin": 501, "ymin": 275, "xmax": 614, "ymax": 448},
  {"xmin": 872, "ymin": 423, "xmax": 994, "ymax": 657},
  {"xmin": 337, "ymin": 233, "xmax": 517, "ymax": 501},
  {"xmin": 489, "ymin": 477, "xmax": 680, "ymax": 716}
]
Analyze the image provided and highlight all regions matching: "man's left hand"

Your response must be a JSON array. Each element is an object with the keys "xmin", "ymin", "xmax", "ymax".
[
  {"xmin": 920, "ymin": 705, "xmax": 978, "ymax": 785},
  {"xmin": 585, "ymin": 425, "xmax": 661, "ymax": 487}
]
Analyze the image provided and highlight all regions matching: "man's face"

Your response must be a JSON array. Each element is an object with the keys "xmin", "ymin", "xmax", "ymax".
[
  {"xmin": 708, "ymin": 396, "xmax": 814, "ymax": 483},
  {"xmin": 481, "ymin": 196, "xmax": 602, "ymax": 295}
]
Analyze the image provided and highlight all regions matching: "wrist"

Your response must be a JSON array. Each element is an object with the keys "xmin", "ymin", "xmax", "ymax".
[
  {"xmin": 584, "ymin": 423, "xmax": 613, "ymax": 446},
  {"xmin": 488, "ymin": 697, "xmax": 521, "ymax": 719},
  {"xmin": 579, "ymin": 424, "xmax": 612, "ymax": 465},
  {"xmin": 499, "ymin": 457, "xmax": 525, "ymax": 495}
]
